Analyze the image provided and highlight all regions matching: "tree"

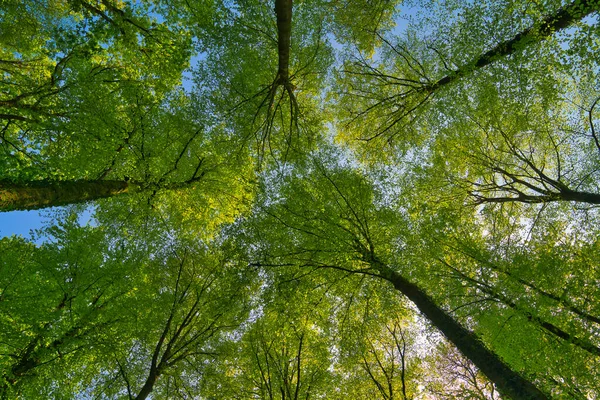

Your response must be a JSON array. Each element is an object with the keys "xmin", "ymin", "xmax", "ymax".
[
  {"xmin": 245, "ymin": 159, "xmax": 547, "ymax": 399},
  {"xmin": 2, "ymin": 0, "xmax": 600, "ymax": 398},
  {"xmin": 336, "ymin": 0, "xmax": 600, "ymax": 146},
  {"xmin": 458, "ymin": 95, "xmax": 600, "ymax": 206},
  {"xmin": 209, "ymin": 309, "xmax": 332, "ymax": 400},
  {"xmin": 94, "ymin": 246, "xmax": 251, "ymax": 400},
  {"xmin": 355, "ymin": 318, "xmax": 414, "ymax": 400},
  {"xmin": 0, "ymin": 216, "xmax": 138, "ymax": 398},
  {"xmin": 0, "ymin": 210, "xmax": 254, "ymax": 399},
  {"xmin": 190, "ymin": 0, "xmax": 399, "ymax": 163}
]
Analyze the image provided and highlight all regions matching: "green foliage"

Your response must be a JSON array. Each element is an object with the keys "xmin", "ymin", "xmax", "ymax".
[
  {"xmin": 2, "ymin": 0, "xmax": 600, "ymax": 398},
  {"xmin": 0, "ymin": 216, "xmax": 138, "ymax": 397}
]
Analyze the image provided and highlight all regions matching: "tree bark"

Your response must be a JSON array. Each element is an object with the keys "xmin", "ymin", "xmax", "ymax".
[
  {"xmin": 558, "ymin": 188, "xmax": 600, "ymax": 204},
  {"xmin": 275, "ymin": 0, "xmax": 292, "ymax": 84},
  {"xmin": 473, "ymin": 189, "xmax": 600, "ymax": 205},
  {"xmin": 374, "ymin": 262, "xmax": 548, "ymax": 400},
  {"xmin": 424, "ymin": 0, "xmax": 600, "ymax": 94},
  {"xmin": 0, "ymin": 179, "xmax": 135, "ymax": 211},
  {"xmin": 134, "ymin": 371, "xmax": 160, "ymax": 400},
  {"xmin": 0, "ymin": 173, "xmax": 206, "ymax": 212}
]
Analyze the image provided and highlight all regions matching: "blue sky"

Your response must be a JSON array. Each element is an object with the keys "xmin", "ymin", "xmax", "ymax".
[
  {"xmin": 0, "ymin": 210, "xmax": 47, "ymax": 239},
  {"xmin": 0, "ymin": 208, "xmax": 95, "ymax": 240}
]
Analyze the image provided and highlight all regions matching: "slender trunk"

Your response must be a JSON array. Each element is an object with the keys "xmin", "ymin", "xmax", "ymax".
[
  {"xmin": 294, "ymin": 333, "xmax": 303, "ymax": 400},
  {"xmin": 374, "ymin": 263, "xmax": 548, "ymax": 400},
  {"xmin": 0, "ymin": 179, "xmax": 135, "ymax": 211},
  {"xmin": 275, "ymin": 0, "xmax": 292, "ymax": 84},
  {"xmin": 134, "ymin": 370, "xmax": 160, "ymax": 400},
  {"xmin": 398, "ymin": 332, "xmax": 408, "ymax": 400},
  {"xmin": 424, "ymin": 0, "xmax": 600, "ymax": 94}
]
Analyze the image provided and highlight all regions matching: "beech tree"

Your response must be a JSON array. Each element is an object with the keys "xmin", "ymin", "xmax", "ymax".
[
  {"xmin": 1, "ymin": 0, "xmax": 600, "ymax": 398},
  {"xmin": 336, "ymin": 0, "xmax": 600, "ymax": 146},
  {"xmin": 89, "ymin": 246, "xmax": 252, "ymax": 400},
  {"xmin": 244, "ymin": 159, "xmax": 548, "ymax": 399},
  {"xmin": 0, "ymin": 216, "xmax": 139, "ymax": 398}
]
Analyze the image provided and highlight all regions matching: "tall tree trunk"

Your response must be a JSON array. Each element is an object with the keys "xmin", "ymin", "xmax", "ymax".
[
  {"xmin": 134, "ymin": 370, "xmax": 160, "ymax": 400},
  {"xmin": 424, "ymin": 0, "xmax": 600, "ymax": 94},
  {"xmin": 473, "ymin": 188, "xmax": 600, "ymax": 205},
  {"xmin": 373, "ymin": 262, "xmax": 548, "ymax": 400},
  {"xmin": 0, "ymin": 179, "xmax": 136, "ymax": 211},
  {"xmin": 275, "ymin": 0, "xmax": 292, "ymax": 84},
  {"xmin": 0, "ymin": 173, "xmax": 205, "ymax": 212},
  {"xmin": 555, "ymin": 189, "xmax": 600, "ymax": 204}
]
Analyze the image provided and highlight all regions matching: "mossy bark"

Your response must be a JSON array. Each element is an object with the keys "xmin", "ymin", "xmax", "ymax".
[{"xmin": 0, "ymin": 180, "xmax": 135, "ymax": 211}]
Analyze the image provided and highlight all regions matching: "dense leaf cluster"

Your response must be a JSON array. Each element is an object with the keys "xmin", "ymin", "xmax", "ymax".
[{"xmin": 1, "ymin": 0, "xmax": 599, "ymax": 398}]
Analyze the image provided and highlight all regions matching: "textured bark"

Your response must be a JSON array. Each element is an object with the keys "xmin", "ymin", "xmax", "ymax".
[
  {"xmin": 0, "ymin": 179, "xmax": 134, "ymax": 211},
  {"xmin": 0, "ymin": 172, "xmax": 206, "ymax": 211},
  {"xmin": 424, "ymin": 0, "xmax": 600, "ymax": 94},
  {"xmin": 374, "ymin": 263, "xmax": 548, "ymax": 400},
  {"xmin": 557, "ymin": 189, "xmax": 600, "ymax": 204}
]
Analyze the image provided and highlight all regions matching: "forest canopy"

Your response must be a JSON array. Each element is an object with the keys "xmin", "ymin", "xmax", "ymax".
[{"xmin": 1, "ymin": 0, "xmax": 599, "ymax": 398}]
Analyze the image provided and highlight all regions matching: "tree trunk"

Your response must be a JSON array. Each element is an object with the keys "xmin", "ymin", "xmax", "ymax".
[
  {"xmin": 559, "ymin": 189, "xmax": 600, "ymax": 204},
  {"xmin": 0, "ymin": 173, "xmax": 206, "ymax": 212},
  {"xmin": 275, "ymin": 0, "xmax": 292, "ymax": 84},
  {"xmin": 134, "ymin": 370, "xmax": 160, "ymax": 400},
  {"xmin": 424, "ymin": 0, "xmax": 600, "ymax": 94},
  {"xmin": 374, "ymin": 262, "xmax": 548, "ymax": 400},
  {"xmin": 0, "ymin": 179, "xmax": 136, "ymax": 211},
  {"xmin": 473, "ymin": 189, "xmax": 600, "ymax": 205}
]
